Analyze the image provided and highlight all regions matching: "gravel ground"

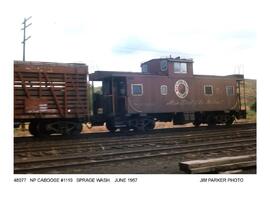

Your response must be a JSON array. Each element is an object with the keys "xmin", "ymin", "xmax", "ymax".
[{"xmin": 43, "ymin": 153, "xmax": 256, "ymax": 174}]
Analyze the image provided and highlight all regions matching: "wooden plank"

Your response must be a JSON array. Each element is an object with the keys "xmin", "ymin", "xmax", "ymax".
[
  {"xmin": 179, "ymin": 154, "xmax": 256, "ymax": 174},
  {"xmin": 189, "ymin": 160, "xmax": 256, "ymax": 174}
]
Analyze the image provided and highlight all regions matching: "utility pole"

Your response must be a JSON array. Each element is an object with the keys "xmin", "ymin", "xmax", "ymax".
[
  {"xmin": 20, "ymin": 17, "xmax": 32, "ymax": 132},
  {"xmin": 21, "ymin": 16, "xmax": 32, "ymax": 61}
]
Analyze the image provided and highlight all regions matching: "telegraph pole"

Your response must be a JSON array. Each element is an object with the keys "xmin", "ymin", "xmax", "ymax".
[
  {"xmin": 21, "ymin": 16, "xmax": 32, "ymax": 61},
  {"xmin": 20, "ymin": 17, "xmax": 32, "ymax": 132}
]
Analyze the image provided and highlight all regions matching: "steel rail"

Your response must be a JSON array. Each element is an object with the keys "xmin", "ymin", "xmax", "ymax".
[{"xmin": 14, "ymin": 137, "xmax": 256, "ymax": 173}]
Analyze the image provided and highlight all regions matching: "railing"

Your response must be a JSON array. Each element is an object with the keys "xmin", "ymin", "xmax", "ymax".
[{"xmin": 236, "ymin": 80, "xmax": 247, "ymax": 111}]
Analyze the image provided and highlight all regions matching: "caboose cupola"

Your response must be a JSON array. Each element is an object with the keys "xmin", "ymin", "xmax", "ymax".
[{"xmin": 141, "ymin": 56, "xmax": 194, "ymax": 77}]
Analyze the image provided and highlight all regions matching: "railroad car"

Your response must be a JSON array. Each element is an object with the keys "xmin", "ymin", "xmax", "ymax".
[
  {"xmin": 14, "ymin": 61, "xmax": 89, "ymax": 136},
  {"xmin": 14, "ymin": 57, "xmax": 247, "ymax": 136},
  {"xmin": 89, "ymin": 57, "xmax": 246, "ymax": 132}
]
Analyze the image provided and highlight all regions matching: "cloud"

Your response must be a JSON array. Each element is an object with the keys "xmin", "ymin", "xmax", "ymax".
[
  {"xmin": 112, "ymin": 36, "xmax": 198, "ymax": 60},
  {"xmin": 217, "ymin": 30, "xmax": 256, "ymax": 49},
  {"xmin": 220, "ymin": 30, "xmax": 256, "ymax": 40},
  {"xmin": 112, "ymin": 36, "xmax": 154, "ymax": 54}
]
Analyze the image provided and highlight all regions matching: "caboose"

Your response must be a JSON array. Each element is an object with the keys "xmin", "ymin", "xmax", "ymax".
[{"xmin": 89, "ymin": 57, "xmax": 246, "ymax": 131}]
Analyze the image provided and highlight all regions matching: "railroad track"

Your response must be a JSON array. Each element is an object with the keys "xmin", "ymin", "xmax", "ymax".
[
  {"xmin": 14, "ymin": 122, "xmax": 256, "ymax": 143},
  {"xmin": 14, "ymin": 123, "xmax": 256, "ymax": 174},
  {"xmin": 14, "ymin": 127, "xmax": 255, "ymax": 157}
]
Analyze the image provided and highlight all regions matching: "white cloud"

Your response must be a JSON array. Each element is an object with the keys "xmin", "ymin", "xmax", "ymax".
[{"xmin": 11, "ymin": 0, "xmax": 257, "ymax": 78}]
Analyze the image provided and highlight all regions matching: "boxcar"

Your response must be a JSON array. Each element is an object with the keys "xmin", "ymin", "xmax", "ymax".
[{"xmin": 14, "ymin": 61, "xmax": 89, "ymax": 136}]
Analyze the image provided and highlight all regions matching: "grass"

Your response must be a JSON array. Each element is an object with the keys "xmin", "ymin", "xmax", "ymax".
[
  {"xmin": 244, "ymin": 79, "xmax": 256, "ymax": 122},
  {"xmin": 246, "ymin": 110, "xmax": 256, "ymax": 122}
]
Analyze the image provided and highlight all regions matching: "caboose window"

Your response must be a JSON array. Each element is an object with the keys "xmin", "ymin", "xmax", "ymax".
[
  {"xmin": 131, "ymin": 84, "xmax": 143, "ymax": 96},
  {"xmin": 142, "ymin": 64, "xmax": 148, "ymax": 73},
  {"xmin": 160, "ymin": 85, "xmax": 168, "ymax": 95},
  {"xmin": 204, "ymin": 85, "xmax": 213, "ymax": 95},
  {"xmin": 226, "ymin": 86, "xmax": 234, "ymax": 96},
  {"xmin": 160, "ymin": 60, "xmax": 168, "ymax": 71},
  {"xmin": 174, "ymin": 62, "xmax": 187, "ymax": 74}
]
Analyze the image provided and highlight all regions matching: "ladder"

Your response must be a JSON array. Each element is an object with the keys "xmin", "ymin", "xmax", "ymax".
[{"xmin": 236, "ymin": 79, "xmax": 247, "ymax": 112}]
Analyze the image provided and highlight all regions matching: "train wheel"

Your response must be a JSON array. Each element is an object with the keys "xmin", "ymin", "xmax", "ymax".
[
  {"xmin": 59, "ymin": 122, "xmax": 82, "ymax": 135},
  {"xmin": 29, "ymin": 121, "xmax": 49, "ymax": 137},
  {"xmin": 193, "ymin": 121, "xmax": 201, "ymax": 127},
  {"xmin": 207, "ymin": 115, "xmax": 216, "ymax": 127},
  {"xmin": 46, "ymin": 121, "xmax": 82, "ymax": 135},
  {"xmin": 119, "ymin": 127, "xmax": 130, "ymax": 133},
  {"xmin": 106, "ymin": 120, "xmax": 117, "ymax": 132},
  {"xmin": 36, "ymin": 121, "xmax": 50, "ymax": 137},
  {"xmin": 70, "ymin": 123, "xmax": 83, "ymax": 135},
  {"xmin": 225, "ymin": 115, "xmax": 235, "ymax": 126},
  {"xmin": 29, "ymin": 121, "xmax": 39, "ymax": 136},
  {"xmin": 207, "ymin": 122, "xmax": 216, "ymax": 127},
  {"xmin": 134, "ymin": 118, "xmax": 145, "ymax": 131},
  {"xmin": 130, "ymin": 118, "xmax": 154, "ymax": 132},
  {"xmin": 29, "ymin": 121, "xmax": 48, "ymax": 137},
  {"xmin": 145, "ymin": 119, "xmax": 155, "ymax": 131}
]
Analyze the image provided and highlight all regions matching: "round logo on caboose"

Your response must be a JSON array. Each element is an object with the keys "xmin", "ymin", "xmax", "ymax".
[{"xmin": 174, "ymin": 79, "xmax": 189, "ymax": 99}]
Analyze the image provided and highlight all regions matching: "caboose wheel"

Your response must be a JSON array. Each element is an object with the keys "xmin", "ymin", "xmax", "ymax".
[
  {"xmin": 207, "ymin": 122, "xmax": 216, "ymax": 127},
  {"xmin": 106, "ymin": 120, "xmax": 117, "ymax": 132},
  {"xmin": 129, "ymin": 118, "xmax": 155, "ymax": 132},
  {"xmin": 145, "ymin": 119, "xmax": 155, "ymax": 131},
  {"xmin": 225, "ymin": 115, "xmax": 235, "ymax": 126},
  {"xmin": 207, "ymin": 115, "xmax": 216, "ymax": 127},
  {"xmin": 193, "ymin": 121, "xmax": 201, "ymax": 127}
]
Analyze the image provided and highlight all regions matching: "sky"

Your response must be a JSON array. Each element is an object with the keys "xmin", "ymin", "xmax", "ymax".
[{"xmin": 12, "ymin": 0, "xmax": 257, "ymax": 78}]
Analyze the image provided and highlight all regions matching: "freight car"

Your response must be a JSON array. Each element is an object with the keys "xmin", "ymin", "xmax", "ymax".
[
  {"xmin": 14, "ymin": 57, "xmax": 247, "ymax": 136},
  {"xmin": 89, "ymin": 57, "xmax": 246, "ymax": 132},
  {"xmin": 14, "ymin": 61, "xmax": 89, "ymax": 136}
]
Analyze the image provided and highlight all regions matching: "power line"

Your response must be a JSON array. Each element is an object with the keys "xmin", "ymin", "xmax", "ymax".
[{"xmin": 21, "ymin": 16, "xmax": 32, "ymax": 61}]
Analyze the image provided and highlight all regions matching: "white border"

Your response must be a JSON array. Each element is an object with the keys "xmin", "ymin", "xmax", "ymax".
[
  {"xmin": 131, "ymin": 83, "xmax": 143, "ymax": 96},
  {"xmin": 204, "ymin": 84, "xmax": 214, "ymax": 96}
]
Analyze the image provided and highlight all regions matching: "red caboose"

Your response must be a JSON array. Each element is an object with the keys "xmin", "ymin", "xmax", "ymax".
[{"xmin": 89, "ymin": 57, "xmax": 246, "ymax": 131}]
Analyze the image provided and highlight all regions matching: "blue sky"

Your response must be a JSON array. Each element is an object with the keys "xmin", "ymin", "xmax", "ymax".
[{"xmin": 11, "ymin": 0, "xmax": 257, "ymax": 78}]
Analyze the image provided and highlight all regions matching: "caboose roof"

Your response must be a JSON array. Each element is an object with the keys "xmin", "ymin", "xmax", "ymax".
[
  {"xmin": 89, "ymin": 70, "xmax": 245, "ymax": 81},
  {"xmin": 141, "ymin": 57, "xmax": 194, "ymax": 66},
  {"xmin": 89, "ymin": 70, "xmax": 144, "ymax": 80}
]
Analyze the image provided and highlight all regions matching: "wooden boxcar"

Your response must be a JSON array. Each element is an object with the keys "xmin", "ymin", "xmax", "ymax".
[
  {"xmin": 14, "ymin": 61, "xmax": 89, "ymax": 136},
  {"xmin": 89, "ymin": 57, "xmax": 246, "ymax": 131}
]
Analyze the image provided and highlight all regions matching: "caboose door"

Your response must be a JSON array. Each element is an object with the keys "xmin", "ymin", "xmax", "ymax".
[
  {"xmin": 100, "ymin": 77, "xmax": 127, "ymax": 116},
  {"xmin": 112, "ymin": 77, "xmax": 127, "ymax": 115}
]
